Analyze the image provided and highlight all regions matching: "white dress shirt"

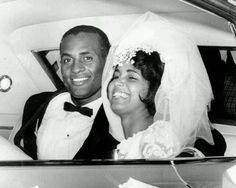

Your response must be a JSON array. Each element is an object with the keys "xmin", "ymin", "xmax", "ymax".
[{"xmin": 36, "ymin": 92, "xmax": 102, "ymax": 160}]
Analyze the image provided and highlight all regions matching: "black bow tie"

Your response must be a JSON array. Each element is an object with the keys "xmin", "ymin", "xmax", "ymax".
[{"xmin": 63, "ymin": 102, "xmax": 93, "ymax": 117}]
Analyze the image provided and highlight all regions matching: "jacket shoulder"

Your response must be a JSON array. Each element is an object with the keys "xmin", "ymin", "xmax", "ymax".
[{"xmin": 22, "ymin": 91, "xmax": 56, "ymax": 125}]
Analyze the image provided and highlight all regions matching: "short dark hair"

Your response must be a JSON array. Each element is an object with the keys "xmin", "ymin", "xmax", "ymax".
[
  {"xmin": 60, "ymin": 25, "xmax": 111, "ymax": 59},
  {"xmin": 131, "ymin": 50, "xmax": 164, "ymax": 116}
]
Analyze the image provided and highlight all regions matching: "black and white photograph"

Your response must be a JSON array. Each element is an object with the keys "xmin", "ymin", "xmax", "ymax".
[{"xmin": 0, "ymin": 0, "xmax": 236, "ymax": 187}]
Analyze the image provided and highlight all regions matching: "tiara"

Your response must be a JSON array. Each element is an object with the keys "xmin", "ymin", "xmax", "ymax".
[{"xmin": 113, "ymin": 44, "xmax": 169, "ymax": 67}]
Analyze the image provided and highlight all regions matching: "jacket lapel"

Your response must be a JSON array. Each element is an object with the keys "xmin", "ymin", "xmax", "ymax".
[{"xmin": 73, "ymin": 104, "xmax": 112, "ymax": 159}]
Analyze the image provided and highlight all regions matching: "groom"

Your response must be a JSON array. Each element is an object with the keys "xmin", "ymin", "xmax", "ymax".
[{"xmin": 14, "ymin": 25, "xmax": 118, "ymax": 160}]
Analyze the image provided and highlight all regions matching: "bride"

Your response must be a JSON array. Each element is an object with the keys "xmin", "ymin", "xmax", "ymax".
[{"xmin": 102, "ymin": 12, "xmax": 226, "ymax": 159}]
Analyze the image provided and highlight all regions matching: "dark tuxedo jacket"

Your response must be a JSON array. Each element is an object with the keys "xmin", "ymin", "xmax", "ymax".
[
  {"xmin": 14, "ymin": 89, "xmax": 118, "ymax": 160},
  {"xmin": 14, "ymin": 89, "xmax": 226, "ymax": 159}
]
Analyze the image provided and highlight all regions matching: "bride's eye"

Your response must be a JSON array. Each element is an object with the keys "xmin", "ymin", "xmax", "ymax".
[
  {"xmin": 128, "ymin": 76, "xmax": 137, "ymax": 80},
  {"xmin": 111, "ymin": 75, "xmax": 119, "ymax": 81},
  {"xmin": 128, "ymin": 73, "xmax": 138, "ymax": 80},
  {"xmin": 111, "ymin": 70, "xmax": 120, "ymax": 80}
]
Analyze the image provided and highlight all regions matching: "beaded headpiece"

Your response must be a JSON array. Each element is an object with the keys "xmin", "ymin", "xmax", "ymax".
[{"xmin": 114, "ymin": 45, "xmax": 157, "ymax": 66}]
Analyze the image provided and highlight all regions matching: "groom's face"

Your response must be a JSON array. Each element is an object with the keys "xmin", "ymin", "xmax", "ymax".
[{"xmin": 60, "ymin": 32, "xmax": 105, "ymax": 105}]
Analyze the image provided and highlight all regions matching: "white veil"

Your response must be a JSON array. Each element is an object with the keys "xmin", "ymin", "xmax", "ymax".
[{"xmin": 102, "ymin": 12, "xmax": 214, "ymax": 155}]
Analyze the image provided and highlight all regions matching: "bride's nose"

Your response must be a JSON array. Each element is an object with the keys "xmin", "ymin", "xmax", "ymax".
[{"xmin": 114, "ymin": 78, "xmax": 124, "ymax": 87}]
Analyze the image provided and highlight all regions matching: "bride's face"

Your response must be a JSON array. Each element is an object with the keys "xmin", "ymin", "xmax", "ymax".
[{"xmin": 108, "ymin": 62, "xmax": 149, "ymax": 115}]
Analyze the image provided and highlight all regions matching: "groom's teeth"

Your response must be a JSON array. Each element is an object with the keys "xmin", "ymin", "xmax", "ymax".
[{"xmin": 73, "ymin": 77, "xmax": 88, "ymax": 82}]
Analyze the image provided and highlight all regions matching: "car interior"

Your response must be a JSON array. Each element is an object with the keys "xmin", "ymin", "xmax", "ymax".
[{"xmin": 0, "ymin": 0, "xmax": 236, "ymax": 187}]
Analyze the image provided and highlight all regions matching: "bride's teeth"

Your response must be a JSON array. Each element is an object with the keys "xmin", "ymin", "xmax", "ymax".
[{"xmin": 113, "ymin": 92, "xmax": 128, "ymax": 98}]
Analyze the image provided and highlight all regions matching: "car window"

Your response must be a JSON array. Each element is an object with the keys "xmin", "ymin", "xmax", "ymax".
[
  {"xmin": 32, "ymin": 49, "xmax": 64, "ymax": 89},
  {"xmin": 199, "ymin": 46, "xmax": 236, "ymax": 125}
]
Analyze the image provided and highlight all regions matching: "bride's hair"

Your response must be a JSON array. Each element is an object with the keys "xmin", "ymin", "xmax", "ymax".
[{"xmin": 131, "ymin": 50, "xmax": 164, "ymax": 116}]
